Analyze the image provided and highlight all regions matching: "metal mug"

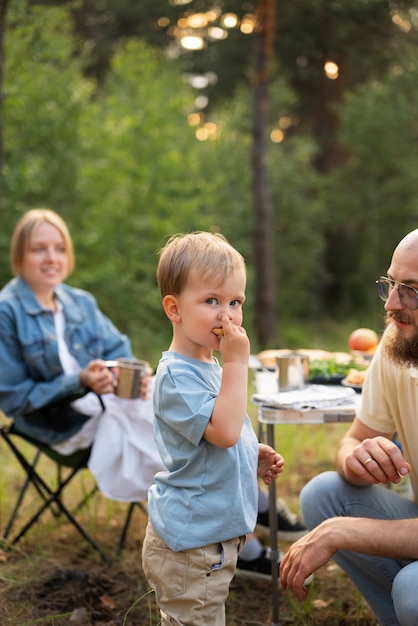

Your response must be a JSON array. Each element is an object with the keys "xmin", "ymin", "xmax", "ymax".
[
  {"xmin": 276, "ymin": 353, "xmax": 309, "ymax": 391},
  {"xmin": 114, "ymin": 358, "xmax": 149, "ymax": 399}
]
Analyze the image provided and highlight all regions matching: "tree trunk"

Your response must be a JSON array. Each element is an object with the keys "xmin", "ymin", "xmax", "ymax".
[{"xmin": 252, "ymin": 0, "xmax": 277, "ymax": 349}]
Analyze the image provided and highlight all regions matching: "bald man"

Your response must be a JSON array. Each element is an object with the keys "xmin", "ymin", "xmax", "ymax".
[{"xmin": 281, "ymin": 229, "xmax": 418, "ymax": 626}]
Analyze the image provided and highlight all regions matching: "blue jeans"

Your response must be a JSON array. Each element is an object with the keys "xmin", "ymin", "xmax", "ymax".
[{"xmin": 300, "ymin": 472, "xmax": 418, "ymax": 626}]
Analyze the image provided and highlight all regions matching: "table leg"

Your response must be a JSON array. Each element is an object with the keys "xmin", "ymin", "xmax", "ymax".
[{"xmin": 267, "ymin": 423, "xmax": 279, "ymax": 626}]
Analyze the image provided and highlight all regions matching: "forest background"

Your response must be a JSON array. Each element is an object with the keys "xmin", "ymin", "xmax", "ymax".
[{"xmin": 1, "ymin": 0, "xmax": 418, "ymax": 367}]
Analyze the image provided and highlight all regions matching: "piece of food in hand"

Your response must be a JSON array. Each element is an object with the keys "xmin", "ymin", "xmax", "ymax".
[{"xmin": 212, "ymin": 328, "xmax": 224, "ymax": 336}]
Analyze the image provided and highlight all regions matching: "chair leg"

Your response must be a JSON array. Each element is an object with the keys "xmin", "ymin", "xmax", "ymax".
[
  {"xmin": 1, "ymin": 430, "xmax": 111, "ymax": 562},
  {"xmin": 11, "ymin": 463, "xmax": 110, "ymax": 561},
  {"xmin": 2, "ymin": 448, "xmax": 42, "ymax": 539},
  {"xmin": 116, "ymin": 501, "xmax": 148, "ymax": 557}
]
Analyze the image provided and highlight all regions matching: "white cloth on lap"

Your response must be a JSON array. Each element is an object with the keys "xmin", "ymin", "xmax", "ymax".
[
  {"xmin": 51, "ymin": 303, "xmax": 164, "ymax": 501},
  {"xmin": 52, "ymin": 384, "xmax": 165, "ymax": 502}
]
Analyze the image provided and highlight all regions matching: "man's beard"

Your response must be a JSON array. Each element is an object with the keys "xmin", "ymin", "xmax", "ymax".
[{"xmin": 383, "ymin": 312, "xmax": 418, "ymax": 368}]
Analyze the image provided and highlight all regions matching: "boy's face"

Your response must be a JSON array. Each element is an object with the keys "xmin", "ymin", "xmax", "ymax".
[{"xmin": 166, "ymin": 266, "xmax": 246, "ymax": 360}]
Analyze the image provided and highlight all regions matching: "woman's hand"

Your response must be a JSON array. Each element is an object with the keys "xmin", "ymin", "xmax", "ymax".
[
  {"xmin": 138, "ymin": 366, "xmax": 153, "ymax": 400},
  {"xmin": 80, "ymin": 360, "xmax": 154, "ymax": 399},
  {"xmin": 79, "ymin": 359, "xmax": 115, "ymax": 395}
]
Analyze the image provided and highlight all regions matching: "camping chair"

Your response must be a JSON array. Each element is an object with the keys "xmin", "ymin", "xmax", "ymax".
[
  {"xmin": 0, "ymin": 421, "xmax": 111, "ymax": 561},
  {"xmin": 1, "ymin": 387, "xmax": 152, "ymax": 561},
  {"xmin": 1, "ymin": 422, "xmax": 149, "ymax": 560}
]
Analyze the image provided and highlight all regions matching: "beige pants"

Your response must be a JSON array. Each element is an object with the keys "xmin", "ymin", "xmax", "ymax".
[{"xmin": 142, "ymin": 521, "xmax": 245, "ymax": 626}]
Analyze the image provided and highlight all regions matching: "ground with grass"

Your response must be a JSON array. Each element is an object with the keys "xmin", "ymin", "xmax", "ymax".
[
  {"xmin": 0, "ymin": 517, "xmax": 377, "ymax": 626},
  {"xmin": 0, "ymin": 330, "xmax": 386, "ymax": 625},
  {"xmin": 0, "ymin": 437, "xmax": 378, "ymax": 626}
]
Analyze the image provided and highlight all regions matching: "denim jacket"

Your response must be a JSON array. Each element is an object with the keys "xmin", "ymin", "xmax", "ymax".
[{"xmin": 0, "ymin": 276, "xmax": 131, "ymax": 441}]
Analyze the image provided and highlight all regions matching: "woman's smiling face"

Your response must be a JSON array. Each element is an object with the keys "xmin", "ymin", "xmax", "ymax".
[{"xmin": 20, "ymin": 222, "xmax": 70, "ymax": 296}]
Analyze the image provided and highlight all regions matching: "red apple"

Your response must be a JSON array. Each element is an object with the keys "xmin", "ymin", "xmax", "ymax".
[{"xmin": 348, "ymin": 328, "xmax": 379, "ymax": 353}]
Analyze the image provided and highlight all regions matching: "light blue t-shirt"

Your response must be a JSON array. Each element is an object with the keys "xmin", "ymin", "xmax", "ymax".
[{"xmin": 148, "ymin": 351, "xmax": 259, "ymax": 552}]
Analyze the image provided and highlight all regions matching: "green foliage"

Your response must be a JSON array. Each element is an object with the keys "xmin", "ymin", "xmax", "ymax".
[
  {"xmin": 193, "ymin": 77, "xmax": 327, "ymax": 343},
  {"xmin": 322, "ymin": 39, "xmax": 418, "ymax": 316},
  {"xmin": 71, "ymin": 39, "xmax": 228, "ymax": 358},
  {"xmin": 1, "ymin": 0, "xmax": 92, "ymax": 284},
  {"xmin": 3, "ymin": 0, "xmax": 90, "ymax": 203},
  {"xmin": 2, "ymin": 0, "xmax": 418, "ymax": 357},
  {"xmin": 269, "ymin": 134, "xmax": 325, "ymax": 322}
]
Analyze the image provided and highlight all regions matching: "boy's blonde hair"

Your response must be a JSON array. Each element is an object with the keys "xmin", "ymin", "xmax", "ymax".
[
  {"xmin": 157, "ymin": 231, "xmax": 246, "ymax": 297},
  {"xmin": 10, "ymin": 208, "xmax": 75, "ymax": 276}
]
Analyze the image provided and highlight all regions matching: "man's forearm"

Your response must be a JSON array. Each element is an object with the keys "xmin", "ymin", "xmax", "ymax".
[{"xmin": 328, "ymin": 517, "xmax": 418, "ymax": 560}]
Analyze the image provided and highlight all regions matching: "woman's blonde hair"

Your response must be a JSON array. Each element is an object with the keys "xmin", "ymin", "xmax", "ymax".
[
  {"xmin": 10, "ymin": 208, "xmax": 75, "ymax": 276},
  {"xmin": 157, "ymin": 231, "xmax": 246, "ymax": 297}
]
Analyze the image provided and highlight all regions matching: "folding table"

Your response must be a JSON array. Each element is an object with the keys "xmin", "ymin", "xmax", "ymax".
[{"xmin": 254, "ymin": 397, "xmax": 356, "ymax": 626}]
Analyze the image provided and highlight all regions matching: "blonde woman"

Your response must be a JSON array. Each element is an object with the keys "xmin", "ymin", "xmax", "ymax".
[{"xmin": 0, "ymin": 208, "xmax": 164, "ymax": 501}]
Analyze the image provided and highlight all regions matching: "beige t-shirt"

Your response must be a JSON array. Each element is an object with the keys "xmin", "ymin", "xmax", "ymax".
[{"xmin": 357, "ymin": 334, "xmax": 418, "ymax": 501}]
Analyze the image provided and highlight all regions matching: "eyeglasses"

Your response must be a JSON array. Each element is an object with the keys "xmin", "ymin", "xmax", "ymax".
[{"xmin": 376, "ymin": 276, "xmax": 418, "ymax": 311}]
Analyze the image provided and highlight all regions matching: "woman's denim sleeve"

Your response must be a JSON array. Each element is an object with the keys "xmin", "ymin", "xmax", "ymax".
[{"xmin": 0, "ymin": 307, "xmax": 83, "ymax": 417}]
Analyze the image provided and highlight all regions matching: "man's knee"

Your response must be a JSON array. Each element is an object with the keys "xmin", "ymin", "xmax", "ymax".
[
  {"xmin": 392, "ymin": 562, "xmax": 418, "ymax": 626},
  {"xmin": 300, "ymin": 471, "xmax": 342, "ymax": 530}
]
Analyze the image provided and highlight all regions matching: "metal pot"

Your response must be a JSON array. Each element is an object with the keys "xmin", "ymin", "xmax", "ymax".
[{"xmin": 276, "ymin": 353, "xmax": 309, "ymax": 391}]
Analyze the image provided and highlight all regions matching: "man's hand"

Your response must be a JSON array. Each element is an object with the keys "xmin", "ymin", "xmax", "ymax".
[
  {"xmin": 345, "ymin": 436, "xmax": 410, "ymax": 485},
  {"xmin": 280, "ymin": 520, "xmax": 337, "ymax": 601}
]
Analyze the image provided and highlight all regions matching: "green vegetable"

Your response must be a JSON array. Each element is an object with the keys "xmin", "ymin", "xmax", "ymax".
[{"xmin": 308, "ymin": 359, "xmax": 365, "ymax": 380}]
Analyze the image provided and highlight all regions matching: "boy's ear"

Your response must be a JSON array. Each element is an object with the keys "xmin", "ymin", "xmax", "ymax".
[{"xmin": 162, "ymin": 294, "xmax": 180, "ymax": 322}]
